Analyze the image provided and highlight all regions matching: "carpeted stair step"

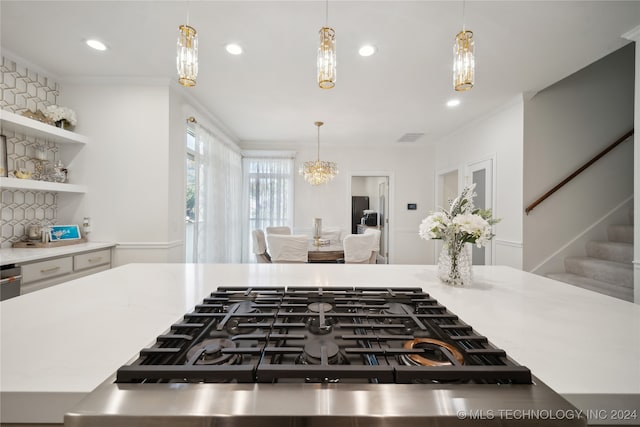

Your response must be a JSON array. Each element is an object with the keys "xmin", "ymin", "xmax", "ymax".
[
  {"xmin": 607, "ymin": 225, "xmax": 633, "ymax": 243},
  {"xmin": 547, "ymin": 273, "xmax": 633, "ymax": 302},
  {"xmin": 585, "ymin": 240, "xmax": 633, "ymax": 264},
  {"xmin": 564, "ymin": 256, "xmax": 633, "ymax": 287}
]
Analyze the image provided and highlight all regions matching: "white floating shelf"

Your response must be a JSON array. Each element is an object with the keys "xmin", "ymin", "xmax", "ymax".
[
  {"xmin": 0, "ymin": 177, "xmax": 87, "ymax": 193},
  {"xmin": 0, "ymin": 109, "xmax": 89, "ymax": 145}
]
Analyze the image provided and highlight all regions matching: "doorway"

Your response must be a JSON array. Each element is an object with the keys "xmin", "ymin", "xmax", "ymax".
[
  {"xmin": 467, "ymin": 157, "xmax": 494, "ymax": 265},
  {"xmin": 435, "ymin": 167, "xmax": 461, "ymax": 263},
  {"xmin": 349, "ymin": 174, "xmax": 392, "ymax": 263}
]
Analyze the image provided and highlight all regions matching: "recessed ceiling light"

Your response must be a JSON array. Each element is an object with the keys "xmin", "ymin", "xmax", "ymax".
[
  {"xmin": 225, "ymin": 43, "xmax": 243, "ymax": 55},
  {"xmin": 358, "ymin": 45, "xmax": 376, "ymax": 57},
  {"xmin": 447, "ymin": 99, "xmax": 461, "ymax": 107},
  {"xmin": 86, "ymin": 39, "xmax": 107, "ymax": 51}
]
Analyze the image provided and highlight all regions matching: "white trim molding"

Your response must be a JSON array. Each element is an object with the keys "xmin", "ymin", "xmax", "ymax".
[
  {"xmin": 494, "ymin": 239, "xmax": 523, "ymax": 248},
  {"xmin": 116, "ymin": 240, "xmax": 184, "ymax": 250}
]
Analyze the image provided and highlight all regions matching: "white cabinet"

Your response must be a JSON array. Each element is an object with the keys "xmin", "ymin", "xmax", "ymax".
[
  {"xmin": 20, "ymin": 247, "xmax": 112, "ymax": 295},
  {"xmin": 0, "ymin": 109, "xmax": 88, "ymax": 193}
]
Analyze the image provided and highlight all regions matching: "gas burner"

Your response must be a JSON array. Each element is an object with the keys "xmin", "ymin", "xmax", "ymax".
[
  {"xmin": 305, "ymin": 302, "xmax": 335, "ymax": 335},
  {"xmin": 399, "ymin": 338, "xmax": 464, "ymax": 367},
  {"xmin": 186, "ymin": 339, "xmax": 241, "ymax": 366},
  {"xmin": 297, "ymin": 339, "xmax": 346, "ymax": 366},
  {"xmin": 225, "ymin": 301, "xmax": 259, "ymax": 334},
  {"xmin": 380, "ymin": 302, "xmax": 420, "ymax": 335},
  {"xmin": 308, "ymin": 302, "xmax": 333, "ymax": 313}
]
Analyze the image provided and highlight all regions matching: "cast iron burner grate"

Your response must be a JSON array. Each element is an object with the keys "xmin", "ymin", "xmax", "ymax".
[{"xmin": 116, "ymin": 286, "xmax": 531, "ymax": 385}]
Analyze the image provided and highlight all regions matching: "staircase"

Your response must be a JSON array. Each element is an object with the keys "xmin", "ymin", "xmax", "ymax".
[{"xmin": 547, "ymin": 207, "xmax": 634, "ymax": 302}]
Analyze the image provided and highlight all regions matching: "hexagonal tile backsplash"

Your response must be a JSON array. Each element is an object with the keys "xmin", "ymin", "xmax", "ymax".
[{"xmin": 1, "ymin": 56, "xmax": 61, "ymax": 248}]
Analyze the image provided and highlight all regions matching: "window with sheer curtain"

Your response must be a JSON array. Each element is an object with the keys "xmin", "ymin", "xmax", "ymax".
[
  {"xmin": 242, "ymin": 156, "xmax": 294, "ymax": 262},
  {"xmin": 186, "ymin": 122, "xmax": 242, "ymax": 263}
]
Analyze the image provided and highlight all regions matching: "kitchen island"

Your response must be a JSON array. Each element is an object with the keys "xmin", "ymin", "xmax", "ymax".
[{"xmin": 1, "ymin": 263, "xmax": 638, "ymax": 425}]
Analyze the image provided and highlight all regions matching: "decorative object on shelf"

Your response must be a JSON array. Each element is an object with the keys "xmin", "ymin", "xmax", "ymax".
[
  {"xmin": 45, "ymin": 105, "xmax": 77, "ymax": 130},
  {"xmin": 317, "ymin": 0, "xmax": 336, "ymax": 89},
  {"xmin": 453, "ymin": 0, "xmax": 475, "ymax": 92},
  {"xmin": 299, "ymin": 121, "xmax": 338, "ymax": 185},
  {"xmin": 12, "ymin": 169, "xmax": 32, "ymax": 179},
  {"xmin": 20, "ymin": 109, "xmax": 54, "ymax": 125},
  {"xmin": 0, "ymin": 134, "xmax": 7, "ymax": 177},
  {"xmin": 51, "ymin": 159, "xmax": 68, "ymax": 183},
  {"xmin": 177, "ymin": 18, "xmax": 198, "ymax": 87},
  {"xmin": 419, "ymin": 184, "xmax": 499, "ymax": 286}
]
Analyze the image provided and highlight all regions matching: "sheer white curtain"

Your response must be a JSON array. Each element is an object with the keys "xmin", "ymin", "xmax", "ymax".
[
  {"xmin": 192, "ymin": 123, "xmax": 242, "ymax": 263},
  {"xmin": 242, "ymin": 156, "xmax": 294, "ymax": 262}
]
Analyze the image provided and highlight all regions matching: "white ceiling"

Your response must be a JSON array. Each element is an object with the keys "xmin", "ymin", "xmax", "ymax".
[{"xmin": 1, "ymin": 1, "xmax": 639, "ymax": 148}]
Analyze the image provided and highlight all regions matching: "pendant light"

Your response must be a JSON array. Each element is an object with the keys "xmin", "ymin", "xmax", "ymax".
[
  {"xmin": 317, "ymin": 0, "xmax": 336, "ymax": 89},
  {"xmin": 177, "ymin": 6, "xmax": 198, "ymax": 87},
  {"xmin": 300, "ymin": 121, "xmax": 339, "ymax": 185},
  {"xmin": 453, "ymin": 1, "xmax": 474, "ymax": 92}
]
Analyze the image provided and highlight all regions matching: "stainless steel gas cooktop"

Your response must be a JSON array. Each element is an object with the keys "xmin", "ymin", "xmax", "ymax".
[{"xmin": 66, "ymin": 286, "xmax": 585, "ymax": 427}]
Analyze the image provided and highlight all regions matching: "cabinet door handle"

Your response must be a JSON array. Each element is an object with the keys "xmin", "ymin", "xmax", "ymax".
[
  {"xmin": 88, "ymin": 256, "xmax": 103, "ymax": 263},
  {"xmin": 41, "ymin": 266, "xmax": 61, "ymax": 273}
]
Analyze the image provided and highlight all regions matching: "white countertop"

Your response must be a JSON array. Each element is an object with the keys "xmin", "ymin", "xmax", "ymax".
[
  {"xmin": 0, "ymin": 241, "xmax": 116, "ymax": 265},
  {"xmin": 1, "ymin": 263, "xmax": 639, "ymax": 423}
]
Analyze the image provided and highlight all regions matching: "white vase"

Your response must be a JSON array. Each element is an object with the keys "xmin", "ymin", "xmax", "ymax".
[{"xmin": 437, "ymin": 240, "xmax": 472, "ymax": 286}]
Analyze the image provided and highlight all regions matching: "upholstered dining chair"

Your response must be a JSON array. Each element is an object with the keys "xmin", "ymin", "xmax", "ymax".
[
  {"xmin": 321, "ymin": 227, "xmax": 342, "ymax": 243},
  {"xmin": 265, "ymin": 226, "xmax": 292, "ymax": 235},
  {"xmin": 342, "ymin": 232, "xmax": 378, "ymax": 264},
  {"xmin": 266, "ymin": 234, "xmax": 309, "ymax": 263},
  {"xmin": 364, "ymin": 228, "xmax": 381, "ymax": 263},
  {"xmin": 251, "ymin": 229, "xmax": 271, "ymax": 263}
]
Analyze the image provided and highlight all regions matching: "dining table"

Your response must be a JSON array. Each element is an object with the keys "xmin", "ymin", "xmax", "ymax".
[{"xmin": 307, "ymin": 240, "xmax": 344, "ymax": 263}]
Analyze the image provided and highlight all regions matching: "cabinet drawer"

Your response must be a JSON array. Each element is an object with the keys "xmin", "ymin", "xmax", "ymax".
[
  {"xmin": 74, "ymin": 249, "xmax": 111, "ymax": 271},
  {"xmin": 22, "ymin": 257, "xmax": 73, "ymax": 284}
]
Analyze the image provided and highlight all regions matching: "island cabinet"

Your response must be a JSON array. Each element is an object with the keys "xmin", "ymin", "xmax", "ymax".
[{"xmin": 20, "ymin": 247, "xmax": 112, "ymax": 294}]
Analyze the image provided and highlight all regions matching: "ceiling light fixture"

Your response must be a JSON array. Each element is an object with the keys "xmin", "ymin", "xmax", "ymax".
[
  {"xmin": 225, "ymin": 43, "xmax": 243, "ymax": 55},
  {"xmin": 300, "ymin": 121, "xmax": 338, "ymax": 185},
  {"xmin": 358, "ymin": 45, "xmax": 376, "ymax": 57},
  {"xmin": 317, "ymin": 0, "xmax": 336, "ymax": 89},
  {"xmin": 453, "ymin": 1, "xmax": 475, "ymax": 92},
  {"xmin": 177, "ymin": 6, "xmax": 198, "ymax": 87},
  {"xmin": 86, "ymin": 39, "xmax": 107, "ymax": 51},
  {"xmin": 447, "ymin": 99, "xmax": 461, "ymax": 107}
]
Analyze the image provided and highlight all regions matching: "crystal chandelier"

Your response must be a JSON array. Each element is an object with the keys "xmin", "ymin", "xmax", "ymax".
[
  {"xmin": 177, "ymin": 24, "xmax": 198, "ymax": 87},
  {"xmin": 453, "ymin": 29, "xmax": 474, "ymax": 91},
  {"xmin": 300, "ymin": 121, "xmax": 338, "ymax": 185},
  {"xmin": 317, "ymin": 1, "xmax": 336, "ymax": 89},
  {"xmin": 452, "ymin": 1, "xmax": 474, "ymax": 92}
]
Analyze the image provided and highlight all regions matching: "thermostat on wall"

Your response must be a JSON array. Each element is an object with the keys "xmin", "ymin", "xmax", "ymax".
[{"xmin": 407, "ymin": 203, "xmax": 417, "ymax": 210}]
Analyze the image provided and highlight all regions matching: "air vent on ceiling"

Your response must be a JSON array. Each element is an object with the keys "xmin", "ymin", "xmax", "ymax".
[{"xmin": 396, "ymin": 132, "xmax": 425, "ymax": 143}]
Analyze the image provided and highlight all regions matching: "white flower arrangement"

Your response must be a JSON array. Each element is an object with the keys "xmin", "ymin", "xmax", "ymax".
[
  {"xmin": 419, "ymin": 184, "xmax": 499, "ymax": 248},
  {"xmin": 45, "ymin": 105, "xmax": 77, "ymax": 126}
]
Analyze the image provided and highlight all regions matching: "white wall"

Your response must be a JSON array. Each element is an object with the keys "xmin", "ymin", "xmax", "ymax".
[
  {"xmin": 522, "ymin": 44, "xmax": 635, "ymax": 272},
  {"xmin": 623, "ymin": 29, "xmax": 639, "ymax": 304},
  {"xmin": 62, "ymin": 81, "xmax": 182, "ymax": 265},
  {"xmin": 242, "ymin": 142, "xmax": 436, "ymax": 264},
  {"xmin": 434, "ymin": 98, "xmax": 525, "ymax": 269}
]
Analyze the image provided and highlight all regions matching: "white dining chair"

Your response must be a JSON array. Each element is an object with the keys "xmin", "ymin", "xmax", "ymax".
[
  {"xmin": 342, "ymin": 233, "xmax": 377, "ymax": 264},
  {"xmin": 364, "ymin": 228, "xmax": 381, "ymax": 263},
  {"xmin": 251, "ymin": 229, "xmax": 271, "ymax": 263},
  {"xmin": 265, "ymin": 226, "xmax": 292, "ymax": 235},
  {"xmin": 266, "ymin": 234, "xmax": 309, "ymax": 263},
  {"xmin": 321, "ymin": 227, "xmax": 342, "ymax": 243}
]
